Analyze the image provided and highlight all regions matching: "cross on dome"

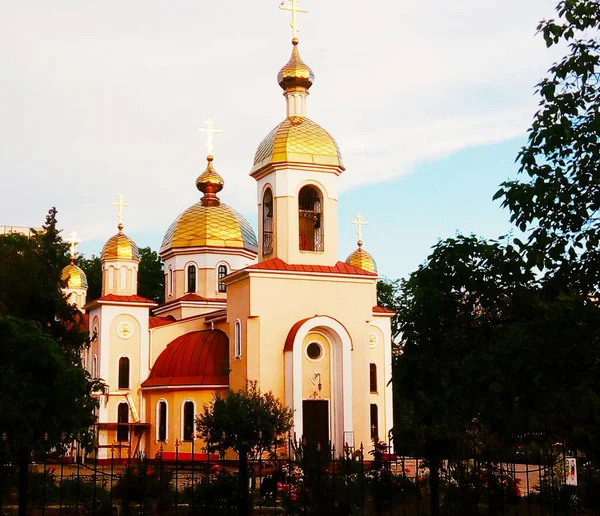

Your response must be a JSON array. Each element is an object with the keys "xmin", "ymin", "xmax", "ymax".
[
  {"xmin": 197, "ymin": 118, "xmax": 223, "ymax": 158},
  {"xmin": 111, "ymin": 193, "xmax": 130, "ymax": 231},
  {"xmin": 66, "ymin": 231, "xmax": 82, "ymax": 261},
  {"xmin": 280, "ymin": 0, "xmax": 308, "ymax": 41},
  {"xmin": 351, "ymin": 213, "xmax": 368, "ymax": 246}
]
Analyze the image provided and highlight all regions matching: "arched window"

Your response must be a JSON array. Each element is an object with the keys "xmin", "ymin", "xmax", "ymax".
[
  {"xmin": 182, "ymin": 401, "xmax": 195, "ymax": 441},
  {"xmin": 370, "ymin": 404, "xmax": 379, "ymax": 440},
  {"xmin": 263, "ymin": 188, "xmax": 274, "ymax": 256},
  {"xmin": 157, "ymin": 400, "xmax": 167, "ymax": 442},
  {"xmin": 117, "ymin": 403, "xmax": 129, "ymax": 442},
  {"xmin": 217, "ymin": 264, "xmax": 228, "ymax": 293},
  {"xmin": 118, "ymin": 357, "xmax": 130, "ymax": 390},
  {"xmin": 168, "ymin": 266, "xmax": 173, "ymax": 296},
  {"xmin": 92, "ymin": 355, "xmax": 98, "ymax": 378},
  {"xmin": 298, "ymin": 185, "xmax": 323, "ymax": 252},
  {"xmin": 234, "ymin": 320, "xmax": 242, "ymax": 359},
  {"xmin": 187, "ymin": 264, "xmax": 197, "ymax": 293},
  {"xmin": 370, "ymin": 363, "xmax": 377, "ymax": 393}
]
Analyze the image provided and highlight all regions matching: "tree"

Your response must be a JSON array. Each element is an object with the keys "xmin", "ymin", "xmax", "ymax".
[
  {"xmin": 495, "ymin": 0, "xmax": 600, "ymax": 292},
  {"xmin": 196, "ymin": 382, "xmax": 293, "ymax": 515},
  {"xmin": 0, "ymin": 208, "xmax": 99, "ymax": 515},
  {"xmin": 138, "ymin": 246, "xmax": 164, "ymax": 304},
  {"xmin": 376, "ymin": 278, "xmax": 401, "ymax": 344},
  {"xmin": 78, "ymin": 255, "xmax": 102, "ymax": 302}
]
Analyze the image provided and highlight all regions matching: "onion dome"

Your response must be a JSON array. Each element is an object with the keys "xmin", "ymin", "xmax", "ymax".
[
  {"xmin": 278, "ymin": 39, "xmax": 314, "ymax": 92},
  {"xmin": 61, "ymin": 262, "xmax": 88, "ymax": 289},
  {"xmin": 141, "ymin": 330, "xmax": 229, "ymax": 388},
  {"xmin": 252, "ymin": 116, "xmax": 344, "ymax": 172},
  {"xmin": 345, "ymin": 245, "xmax": 377, "ymax": 274},
  {"xmin": 161, "ymin": 157, "xmax": 257, "ymax": 253},
  {"xmin": 101, "ymin": 226, "xmax": 140, "ymax": 262}
]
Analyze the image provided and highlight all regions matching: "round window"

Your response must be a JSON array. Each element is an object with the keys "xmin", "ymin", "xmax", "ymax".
[{"xmin": 306, "ymin": 342, "xmax": 323, "ymax": 361}]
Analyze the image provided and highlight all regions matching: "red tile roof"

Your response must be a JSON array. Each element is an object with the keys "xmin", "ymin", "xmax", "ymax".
[
  {"xmin": 95, "ymin": 294, "xmax": 157, "ymax": 305},
  {"xmin": 373, "ymin": 305, "xmax": 395, "ymax": 314},
  {"xmin": 142, "ymin": 330, "xmax": 229, "ymax": 388},
  {"xmin": 149, "ymin": 316, "xmax": 176, "ymax": 328},
  {"xmin": 284, "ymin": 318, "xmax": 311, "ymax": 352},
  {"xmin": 246, "ymin": 258, "xmax": 377, "ymax": 276},
  {"xmin": 156, "ymin": 293, "xmax": 225, "ymax": 309}
]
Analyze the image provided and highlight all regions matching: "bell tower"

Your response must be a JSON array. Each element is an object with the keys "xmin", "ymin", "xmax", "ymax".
[{"xmin": 250, "ymin": 0, "xmax": 344, "ymax": 267}]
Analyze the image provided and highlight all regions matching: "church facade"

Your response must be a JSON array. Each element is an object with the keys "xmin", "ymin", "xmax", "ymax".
[{"xmin": 62, "ymin": 11, "xmax": 394, "ymax": 461}]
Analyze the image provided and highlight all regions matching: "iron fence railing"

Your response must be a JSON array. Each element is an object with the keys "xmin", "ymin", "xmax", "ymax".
[{"xmin": 0, "ymin": 437, "xmax": 598, "ymax": 515}]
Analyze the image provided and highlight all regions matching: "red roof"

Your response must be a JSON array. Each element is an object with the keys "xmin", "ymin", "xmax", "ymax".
[
  {"xmin": 142, "ymin": 330, "xmax": 229, "ymax": 388},
  {"xmin": 156, "ymin": 293, "xmax": 225, "ymax": 310},
  {"xmin": 94, "ymin": 294, "xmax": 157, "ymax": 305},
  {"xmin": 246, "ymin": 258, "xmax": 377, "ymax": 276},
  {"xmin": 149, "ymin": 316, "xmax": 176, "ymax": 328},
  {"xmin": 284, "ymin": 318, "xmax": 311, "ymax": 352},
  {"xmin": 373, "ymin": 305, "xmax": 395, "ymax": 314}
]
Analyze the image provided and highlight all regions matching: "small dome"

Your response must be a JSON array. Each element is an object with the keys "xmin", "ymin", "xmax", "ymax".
[
  {"xmin": 101, "ymin": 231, "xmax": 140, "ymax": 262},
  {"xmin": 196, "ymin": 155, "xmax": 224, "ymax": 204},
  {"xmin": 142, "ymin": 330, "xmax": 229, "ymax": 388},
  {"xmin": 161, "ymin": 202, "xmax": 258, "ymax": 253},
  {"xmin": 345, "ymin": 247, "xmax": 377, "ymax": 274},
  {"xmin": 277, "ymin": 39, "xmax": 314, "ymax": 92},
  {"xmin": 61, "ymin": 262, "xmax": 88, "ymax": 289},
  {"xmin": 252, "ymin": 116, "xmax": 344, "ymax": 173}
]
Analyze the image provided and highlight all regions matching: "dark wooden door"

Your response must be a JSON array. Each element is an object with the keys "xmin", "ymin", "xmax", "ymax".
[{"xmin": 303, "ymin": 400, "xmax": 329, "ymax": 447}]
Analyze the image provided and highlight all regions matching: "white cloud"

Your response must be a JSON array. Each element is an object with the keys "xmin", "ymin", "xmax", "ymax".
[{"xmin": 0, "ymin": 0, "xmax": 560, "ymax": 246}]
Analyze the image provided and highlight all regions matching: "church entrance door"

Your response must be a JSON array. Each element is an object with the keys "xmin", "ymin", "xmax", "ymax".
[{"xmin": 302, "ymin": 400, "xmax": 329, "ymax": 448}]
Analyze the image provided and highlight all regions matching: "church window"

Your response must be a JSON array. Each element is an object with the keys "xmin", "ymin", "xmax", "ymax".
[
  {"xmin": 117, "ymin": 403, "xmax": 129, "ymax": 442},
  {"xmin": 370, "ymin": 363, "xmax": 377, "ymax": 393},
  {"xmin": 263, "ymin": 188, "xmax": 274, "ymax": 256},
  {"xmin": 370, "ymin": 404, "xmax": 379, "ymax": 440},
  {"xmin": 118, "ymin": 357, "xmax": 130, "ymax": 390},
  {"xmin": 182, "ymin": 401, "xmax": 195, "ymax": 441},
  {"xmin": 298, "ymin": 186, "xmax": 323, "ymax": 252},
  {"xmin": 234, "ymin": 319, "xmax": 242, "ymax": 359},
  {"xmin": 168, "ymin": 266, "xmax": 173, "ymax": 296},
  {"xmin": 218, "ymin": 264, "xmax": 228, "ymax": 293},
  {"xmin": 306, "ymin": 342, "xmax": 323, "ymax": 361},
  {"xmin": 187, "ymin": 264, "xmax": 197, "ymax": 293},
  {"xmin": 93, "ymin": 354, "xmax": 98, "ymax": 378},
  {"xmin": 157, "ymin": 400, "xmax": 167, "ymax": 442}
]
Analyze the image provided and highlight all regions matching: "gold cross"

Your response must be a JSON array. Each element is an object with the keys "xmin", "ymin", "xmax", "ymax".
[
  {"xmin": 351, "ymin": 213, "xmax": 368, "ymax": 246},
  {"xmin": 197, "ymin": 117, "xmax": 223, "ymax": 157},
  {"xmin": 279, "ymin": 0, "xmax": 308, "ymax": 41},
  {"xmin": 66, "ymin": 231, "xmax": 81, "ymax": 260},
  {"xmin": 111, "ymin": 194, "xmax": 130, "ymax": 227}
]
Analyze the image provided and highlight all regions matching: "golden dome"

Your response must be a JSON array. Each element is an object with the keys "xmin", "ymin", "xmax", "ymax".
[
  {"xmin": 345, "ymin": 246, "xmax": 377, "ymax": 274},
  {"xmin": 101, "ymin": 231, "xmax": 140, "ymax": 262},
  {"xmin": 277, "ymin": 39, "xmax": 314, "ymax": 92},
  {"xmin": 161, "ymin": 202, "xmax": 258, "ymax": 253},
  {"xmin": 252, "ymin": 116, "xmax": 344, "ymax": 173},
  {"xmin": 61, "ymin": 262, "xmax": 88, "ymax": 289},
  {"xmin": 196, "ymin": 156, "xmax": 224, "ymax": 205}
]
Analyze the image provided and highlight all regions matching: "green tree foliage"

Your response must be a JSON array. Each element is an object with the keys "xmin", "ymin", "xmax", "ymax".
[
  {"xmin": 0, "ymin": 208, "xmax": 100, "ymax": 515},
  {"xmin": 496, "ymin": 0, "xmax": 600, "ymax": 290},
  {"xmin": 197, "ymin": 382, "xmax": 293, "ymax": 514},
  {"xmin": 376, "ymin": 278, "xmax": 401, "ymax": 343},
  {"xmin": 138, "ymin": 246, "xmax": 164, "ymax": 304},
  {"xmin": 77, "ymin": 255, "xmax": 101, "ymax": 302}
]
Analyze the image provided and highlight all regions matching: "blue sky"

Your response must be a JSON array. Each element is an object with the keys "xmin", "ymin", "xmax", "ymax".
[{"xmin": 0, "ymin": 0, "xmax": 560, "ymax": 280}]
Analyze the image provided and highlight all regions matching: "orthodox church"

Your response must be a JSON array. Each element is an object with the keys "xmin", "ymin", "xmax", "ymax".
[{"xmin": 61, "ymin": 2, "xmax": 394, "ymax": 461}]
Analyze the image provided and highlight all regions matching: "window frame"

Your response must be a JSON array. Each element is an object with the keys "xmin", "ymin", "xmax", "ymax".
[
  {"xmin": 370, "ymin": 403, "xmax": 379, "ymax": 440},
  {"xmin": 168, "ymin": 266, "xmax": 173, "ymax": 296},
  {"xmin": 234, "ymin": 319, "xmax": 242, "ymax": 359},
  {"xmin": 156, "ymin": 399, "xmax": 168, "ymax": 442},
  {"xmin": 369, "ymin": 363, "xmax": 378, "ymax": 393},
  {"xmin": 117, "ymin": 402, "xmax": 130, "ymax": 442},
  {"xmin": 217, "ymin": 264, "xmax": 228, "ymax": 293},
  {"xmin": 262, "ymin": 187, "xmax": 274, "ymax": 256},
  {"xmin": 298, "ymin": 185, "xmax": 324, "ymax": 253},
  {"xmin": 182, "ymin": 400, "xmax": 195, "ymax": 442},
  {"xmin": 186, "ymin": 263, "xmax": 197, "ymax": 294},
  {"xmin": 118, "ymin": 356, "xmax": 130, "ymax": 390}
]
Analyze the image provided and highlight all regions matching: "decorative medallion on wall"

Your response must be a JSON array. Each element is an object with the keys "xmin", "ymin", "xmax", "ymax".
[
  {"xmin": 117, "ymin": 322, "xmax": 134, "ymax": 340},
  {"xmin": 368, "ymin": 333, "xmax": 378, "ymax": 349}
]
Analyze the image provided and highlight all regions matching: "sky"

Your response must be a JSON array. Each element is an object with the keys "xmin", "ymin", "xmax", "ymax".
[{"xmin": 0, "ymin": 0, "xmax": 562, "ymax": 280}]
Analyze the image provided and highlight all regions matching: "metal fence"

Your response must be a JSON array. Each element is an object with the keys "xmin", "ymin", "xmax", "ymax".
[{"xmin": 0, "ymin": 438, "xmax": 598, "ymax": 515}]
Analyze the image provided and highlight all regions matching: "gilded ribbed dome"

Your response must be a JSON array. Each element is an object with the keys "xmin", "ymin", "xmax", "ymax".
[
  {"xmin": 161, "ymin": 202, "xmax": 257, "ymax": 253},
  {"xmin": 101, "ymin": 231, "xmax": 140, "ymax": 262},
  {"xmin": 252, "ymin": 116, "xmax": 344, "ymax": 173},
  {"xmin": 345, "ymin": 247, "xmax": 377, "ymax": 274},
  {"xmin": 61, "ymin": 262, "xmax": 88, "ymax": 289},
  {"xmin": 278, "ymin": 39, "xmax": 314, "ymax": 92}
]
